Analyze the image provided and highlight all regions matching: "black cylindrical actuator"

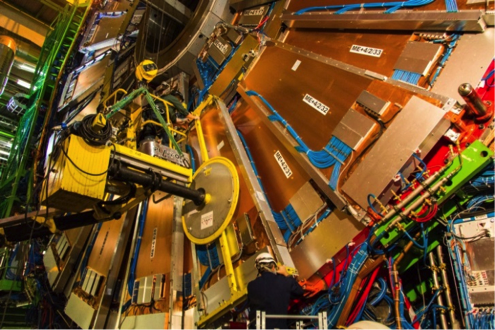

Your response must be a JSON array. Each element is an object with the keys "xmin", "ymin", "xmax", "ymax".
[{"xmin": 108, "ymin": 164, "xmax": 206, "ymax": 205}]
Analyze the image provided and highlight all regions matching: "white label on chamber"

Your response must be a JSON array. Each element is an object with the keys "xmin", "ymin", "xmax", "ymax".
[
  {"xmin": 201, "ymin": 211, "xmax": 214, "ymax": 230},
  {"xmin": 274, "ymin": 150, "xmax": 293, "ymax": 178},
  {"xmin": 214, "ymin": 39, "xmax": 229, "ymax": 55},
  {"xmin": 244, "ymin": 7, "xmax": 265, "ymax": 16},
  {"xmin": 256, "ymin": 190, "xmax": 266, "ymax": 202},
  {"xmin": 350, "ymin": 45, "xmax": 383, "ymax": 58},
  {"xmin": 303, "ymin": 94, "xmax": 330, "ymax": 115},
  {"xmin": 291, "ymin": 60, "xmax": 301, "ymax": 71},
  {"xmin": 150, "ymin": 227, "xmax": 157, "ymax": 259},
  {"xmin": 217, "ymin": 140, "xmax": 225, "ymax": 151}
]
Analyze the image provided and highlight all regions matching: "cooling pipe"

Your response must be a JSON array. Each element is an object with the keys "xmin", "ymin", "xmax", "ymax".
[{"xmin": 0, "ymin": 35, "xmax": 16, "ymax": 96}]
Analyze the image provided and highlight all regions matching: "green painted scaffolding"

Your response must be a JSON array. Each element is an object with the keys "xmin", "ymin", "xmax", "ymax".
[{"xmin": 0, "ymin": 0, "xmax": 91, "ymax": 219}]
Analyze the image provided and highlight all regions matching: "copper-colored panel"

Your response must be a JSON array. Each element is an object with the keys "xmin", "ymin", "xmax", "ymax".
[
  {"xmin": 243, "ymin": 44, "xmax": 372, "ymax": 151},
  {"xmin": 188, "ymin": 105, "xmax": 257, "ymax": 223},
  {"xmin": 232, "ymin": 101, "xmax": 311, "ymax": 212},
  {"xmin": 88, "ymin": 215, "xmax": 126, "ymax": 275},
  {"xmin": 136, "ymin": 193, "xmax": 174, "ymax": 279},
  {"xmin": 284, "ymin": 30, "xmax": 412, "ymax": 76}
]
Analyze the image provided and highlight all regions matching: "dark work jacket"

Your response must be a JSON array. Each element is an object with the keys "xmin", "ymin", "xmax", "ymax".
[{"xmin": 247, "ymin": 271, "xmax": 304, "ymax": 329}]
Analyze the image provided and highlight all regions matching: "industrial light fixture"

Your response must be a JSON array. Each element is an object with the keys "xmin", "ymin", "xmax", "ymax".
[
  {"xmin": 16, "ymin": 79, "xmax": 31, "ymax": 89},
  {"xmin": 18, "ymin": 63, "xmax": 36, "ymax": 73}
]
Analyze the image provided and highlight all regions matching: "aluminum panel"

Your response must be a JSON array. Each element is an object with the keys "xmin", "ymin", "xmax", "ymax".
[
  {"xmin": 342, "ymin": 96, "xmax": 449, "ymax": 209},
  {"xmin": 282, "ymin": 10, "xmax": 486, "ymax": 32},
  {"xmin": 432, "ymin": 28, "xmax": 495, "ymax": 105},
  {"xmin": 120, "ymin": 312, "xmax": 166, "ymax": 329},
  {"xmin": 290, "ymin": 208, "xmax": 364, "ymax": 280},
  {"xmin": 65, "ymin": 293, "xmax": 95, "ymax": 329},
  {"xmin": 44, "ymin": 246, "xmax": 59, "ymax": 286},
  {"xmin": 289, "ymin": 181, "xmax": 324, "ymax": 222},
  {"xmin": 467, "ymin": 239, "xmax": 495, "ymax": 273},
  {"xmin": 204, "ymin": 275, "xmax": 231, "ymax": 314},
  {"xmin": 204, "ymin": 248, "xmax": 265, "ymax": 313},
  {"xmin": 332, "ymin": 109, "xmax": 376, "ymax": 150},
  {"xmin": 394, "ymin": 42, "xmax": 443, "ymax": 75}
]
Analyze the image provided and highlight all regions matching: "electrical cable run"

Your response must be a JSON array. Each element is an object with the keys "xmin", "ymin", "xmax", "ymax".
[
  {"xmin": 392, "ymin": 69, "xmax": 422, "ymax": 85},
  {"xmin": 245, "ymin": 90, "xmax": 352, "ymax": 190},
  {"xmin": 294, "ymin": 0, "xmax": 435, "ymax": 15}
]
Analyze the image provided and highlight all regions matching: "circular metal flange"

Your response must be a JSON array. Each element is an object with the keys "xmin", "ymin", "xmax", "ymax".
[{"xmin": 182, "ymin": 157, "xmax": 239, "ymax": 245}]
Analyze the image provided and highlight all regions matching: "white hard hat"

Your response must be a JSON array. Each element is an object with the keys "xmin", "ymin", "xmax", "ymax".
[
  {"xmin": 347, "ymin": 321, "xmax": 390, "ymax": 330},
  {"xmin": 255, "ymin": 252, "xmax": 275, "ymax": 268}
]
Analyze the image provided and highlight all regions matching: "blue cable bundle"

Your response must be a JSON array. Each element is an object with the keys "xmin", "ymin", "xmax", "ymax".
[
  {"xmin": 445, "ymin": 0, "xmax": 458, "ymax": 12},
  {"xmin": 245, "ymin": 90, "xmax": 352, "ymax": 190},
  {"xmin": 127, "ymin": 200, "xmax": 149, "ymax": 298},
  {"xmin": 294, "ymin": 0, "xmax": 434, "ymax": 15},
  {"xmin": 429, "ymin": 34, "xmax": 460, "ymax": 86},
  {"xmin": 196, "ymin": 244, "xmax": 220, "ymax": 268},
  {"xmin": 185, "ymin": 144, "xmax": 196, "ymax": 174},
  {"xmin": 447, "ymin": 220, "xmax": 477, "ymax": 328},
  {"xmin": 392, "ymin": 69, "xmax": 422, "ymax": 85},
  {"xmin": 326, "ymin": 242, "xmax": 370, "ymax": 328},
  {"xmin": 467, "ymin": 194, "xmax": 494, "ymax": 210},
  {"xmin": 470, "ymin": 163, "xmax": 494, "ymax": 189},
  {"xmin": 197, "ymin": 243, "xmax": 221, "ymax": 289}
]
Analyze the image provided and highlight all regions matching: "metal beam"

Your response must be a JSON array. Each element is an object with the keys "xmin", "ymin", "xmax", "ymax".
[
  {"xmin": 282, "ymin": 10, "xmax": 487, "ymax": 32},
  {"xmin": 0, "ymin": 2, "xmax": 51, "ymax": 47}
]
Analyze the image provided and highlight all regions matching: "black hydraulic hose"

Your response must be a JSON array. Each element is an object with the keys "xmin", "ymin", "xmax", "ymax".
[{"xmin": 108, "ymin": 163, "xmax": 206, "ymax": 206}]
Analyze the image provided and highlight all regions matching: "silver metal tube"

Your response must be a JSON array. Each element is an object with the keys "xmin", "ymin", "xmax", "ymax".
[
  {"xmin": 381, "ymin": 170, "xmax": 443, "ymax": 223},
  {"xmin": 386, "ymin": 176, "xmax": 449, "ymax": 230},
  {"xmin": 437, "ymin": 245, "xmax": 459, "ymax": 328},
  {"xmin": 428, "ymin": 252, "xmax": 448, "ymax": 329}
]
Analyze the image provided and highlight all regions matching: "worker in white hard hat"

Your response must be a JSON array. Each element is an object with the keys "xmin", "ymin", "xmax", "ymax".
[{"xmin": 247, "ymin": 252, "xmax": 304, "ymax": 329}]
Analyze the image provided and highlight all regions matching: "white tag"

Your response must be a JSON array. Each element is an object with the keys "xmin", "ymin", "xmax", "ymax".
[
  {"xmin": 150, "ymin": 227, "xmax": 157, "ymax": 259},
  {"xmin": 214, "ymin": 39, "xmax": 229, "ymax": 55},
  {"xmin": 350, "ymin": 45, "xmax": 383, "ymax": 58},
  {"xmin": 292, "ymin": 60, "xmax": 301, "ymax": 71},
  {"xmin": 244, "ymin": 7, "xmax": 265, "ymax": 16},
  {"xmin": 217, "ymin": 140, "xmax": 225, "ymax": 151},
  {"xmin": 303, "ymin": 94, "xmax": 330, "ymax": 115},
  {"xmin": 201, "ymin": 211, "xmax": 214, "ymax": 230},
  {"xmin": 256, "ymin": 191, "xmax": 266, "ymax": 202},
  {"xmin": 274, "ymin": 150, "xmax": 293, "ymax": 178}
]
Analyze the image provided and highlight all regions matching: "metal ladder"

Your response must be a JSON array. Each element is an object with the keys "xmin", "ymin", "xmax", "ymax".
[{"xmin": 256, "ymin": 310, "xmax": 328, "ymax": 329}]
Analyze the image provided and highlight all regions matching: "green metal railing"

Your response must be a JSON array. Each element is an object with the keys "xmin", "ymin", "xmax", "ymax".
[{"xmin": 0, "ymin": 0, "xmax": 90, "ymax": 219}]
